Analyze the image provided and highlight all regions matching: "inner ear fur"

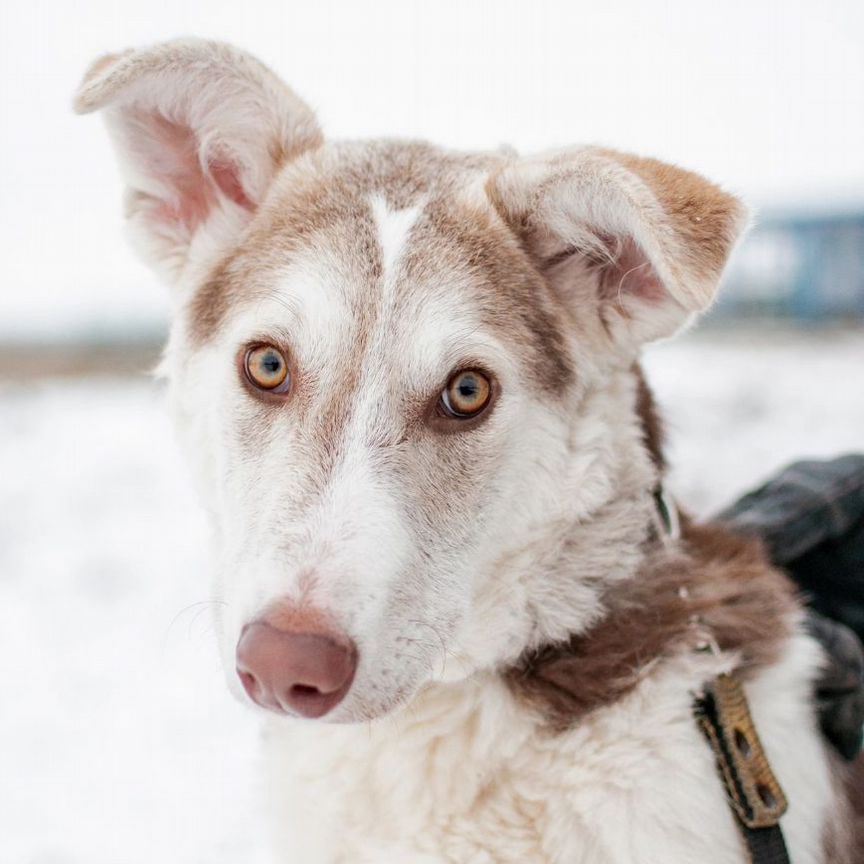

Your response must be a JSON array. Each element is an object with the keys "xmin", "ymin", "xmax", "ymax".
[
  {"xmin": 74, "ymin": 39, "xmax": 323, "ymax": 281},
  {"xmin": 487, "ymin": 147, "xmax": 750, "ymax": 341}
]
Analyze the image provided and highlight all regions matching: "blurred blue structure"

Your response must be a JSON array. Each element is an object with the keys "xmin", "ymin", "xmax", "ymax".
[{"xmin": 717, "ymin": 210, "xmax": 864, "ymax": 322}]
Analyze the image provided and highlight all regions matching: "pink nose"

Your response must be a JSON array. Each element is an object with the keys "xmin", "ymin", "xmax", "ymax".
[{"xmin": 236, "ymin": 622, "xmax": 357, "ymax": 718}]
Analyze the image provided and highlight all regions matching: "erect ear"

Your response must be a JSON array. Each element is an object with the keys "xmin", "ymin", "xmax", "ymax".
[
  {"xmin": 488, "ymin": 147, "xmax": 749, "ymax": 347},
  {"xmin": 74, "ymin": 39, "xmax": 322, "ymax": 283}
]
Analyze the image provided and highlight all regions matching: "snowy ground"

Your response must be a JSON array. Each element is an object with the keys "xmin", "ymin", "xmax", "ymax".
[{"xmin": 1, "ymin": 328, "xmax": 863, "ymax": 864}]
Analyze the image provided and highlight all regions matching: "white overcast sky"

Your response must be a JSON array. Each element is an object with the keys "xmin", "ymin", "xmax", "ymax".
[{"xmin": 2, "ymin": 0, "xmax": 863, "ymax": 339}]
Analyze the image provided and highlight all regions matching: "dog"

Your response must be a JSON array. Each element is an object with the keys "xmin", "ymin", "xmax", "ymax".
[{"xmin": 76, "ymin": 39, "xmax": 862, "ymax": 863}]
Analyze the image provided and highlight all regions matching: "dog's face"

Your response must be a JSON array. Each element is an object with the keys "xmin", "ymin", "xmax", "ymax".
[{"xmin": 77, "ymin": 39, "xmax": 746, "ymax": 722}]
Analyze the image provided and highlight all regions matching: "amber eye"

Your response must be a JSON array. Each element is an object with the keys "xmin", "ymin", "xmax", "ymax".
[
  {"xmin": 440, "ymin": 369, "xmax": 492, "ymax": 419},
  {"xmin": 244, "ymin": 344, "xmax": 290, "ymax": 392}
]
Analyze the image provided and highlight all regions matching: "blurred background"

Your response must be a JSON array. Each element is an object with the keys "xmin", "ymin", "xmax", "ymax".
[{"xmin": 1, "ymin": 1, "xmax": 862, "ymax": 862}]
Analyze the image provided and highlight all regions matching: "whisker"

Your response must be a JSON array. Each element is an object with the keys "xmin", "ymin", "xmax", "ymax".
[{"xmin": 163, "ymin": 599, "xmax": 227, "ymax": 647}]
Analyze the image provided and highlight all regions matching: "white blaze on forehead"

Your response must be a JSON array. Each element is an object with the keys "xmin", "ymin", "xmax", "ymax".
[
  {"xmin": 370, "ymin": 195, "xmax": 423, "ymax": 286},
  {"xmin": 219, "ymin": 198, "xmax": 422, "ymax": 363},
  {"xmin": 369, "ymin": 193, "xmax": 513, "ymax": 386}
]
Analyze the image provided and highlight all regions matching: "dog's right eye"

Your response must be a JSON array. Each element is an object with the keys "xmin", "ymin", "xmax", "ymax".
[{"xmin": 244, "ymin": 344, "xmax": 291, "ymax": 393}]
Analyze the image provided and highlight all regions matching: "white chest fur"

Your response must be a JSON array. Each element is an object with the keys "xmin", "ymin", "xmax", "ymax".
[{"xmin": 260, "ymin": 631, "xmax": 833, "ymax": 864}]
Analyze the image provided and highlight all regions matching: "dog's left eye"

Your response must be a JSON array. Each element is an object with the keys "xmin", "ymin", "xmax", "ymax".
[
  {"xmin": 440, "ymin": 370, "xmax": 492, "ymax": 419},
  {"xmin": 244, "ymin": 344, "xmax": 290, "ymax": 392}
]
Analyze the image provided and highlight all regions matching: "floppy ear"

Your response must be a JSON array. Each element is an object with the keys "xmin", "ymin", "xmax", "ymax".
[
  {"xmin": 74, "ymin": 39, "xmax": 322, "ymax": 283},
  {"xmin": 489, "ymin": 147, "xmax": 749, "ymax": 346}
]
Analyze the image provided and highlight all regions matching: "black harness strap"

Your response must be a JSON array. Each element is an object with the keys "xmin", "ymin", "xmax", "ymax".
[{"xmin": 694, "ymin": 674, "xmax": 791, "ymax": 864}]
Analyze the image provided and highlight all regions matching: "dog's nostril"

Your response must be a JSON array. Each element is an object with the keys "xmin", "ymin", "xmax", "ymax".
[
  {"xmin": 237, "ymin": 668, "xmax": 267, "ymax": 705},
  {"xmin": 291, "ymin": 684, "xmax": 321, "ymax": 698}
]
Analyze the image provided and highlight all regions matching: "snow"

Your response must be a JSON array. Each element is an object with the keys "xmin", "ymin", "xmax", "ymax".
[
  {"xmin": 644, "ymin": 329, "xmax": 864, "ymax": 512},
  {"xmin": 0, "ymin": 382, "xmax": 268, "ymax": 864},
  {"xmin": 1, "ymin": 328, "xmax": 863, "ymax": 862}
]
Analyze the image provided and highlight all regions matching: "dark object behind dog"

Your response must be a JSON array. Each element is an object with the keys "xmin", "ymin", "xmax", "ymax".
[{"xmin": 719, "ymin": 454, "xmax": 864, "ymax": 761}]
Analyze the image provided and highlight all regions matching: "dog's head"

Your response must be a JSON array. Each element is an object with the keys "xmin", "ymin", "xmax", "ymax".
[{"xmin": 77, "ymin": 39, "xmax": 747, "ymax": 722}]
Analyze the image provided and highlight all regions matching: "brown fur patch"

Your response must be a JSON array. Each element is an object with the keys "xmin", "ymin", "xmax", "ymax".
[
  {"xmin": 596, "ymin": 148, "xmax": 747, "ymax": 288},
  {"xmin": 505, "ymin": 521, "xmax": 798, "ymax": 731},
  {"xmin": 824, "ymin": 756, "xmax": 864, "ymax": 863},
  {"xmin": 189, "ymin": 261, "xmax": 233, "ymax": 343},
  {"xmin": 406, "ymin": 197, "xmax": 574, "ymax": 395},
  {"xmin": 848, "ymin": 756, "xmax": 864, "ymax": 859},
  {"xmin": 844, "ymin": 756, "xmax": 864, "ymax": 864}
]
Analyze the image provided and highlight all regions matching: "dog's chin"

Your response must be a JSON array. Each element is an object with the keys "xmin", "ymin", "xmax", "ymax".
[
  {"xmin": 331, "ymin": 693, "xmax": 413, "ymax": 724},
  {"xmin": 323, "ymin": 673, "xmax": 432, "ymax": 724}
]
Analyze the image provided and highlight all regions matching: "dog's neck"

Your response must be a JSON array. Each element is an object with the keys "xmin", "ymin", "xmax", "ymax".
[
  {"xmin": 438, "ymin": 363, "xmax": 667, "ymax": 685},
  {"xmin": 503, "ymin": 516, "xmax": 797, "ymax": 729},
  {"xmin": 500, "ymin": 371, "xmax": 798, "ymax": 728},
  {"xmin": 453, "ymin": 365, "xmax": 794, "ymax": 732},
  {"xmin": 521, "ymin": 362, "xmax": 670, "ymax": 646}
]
